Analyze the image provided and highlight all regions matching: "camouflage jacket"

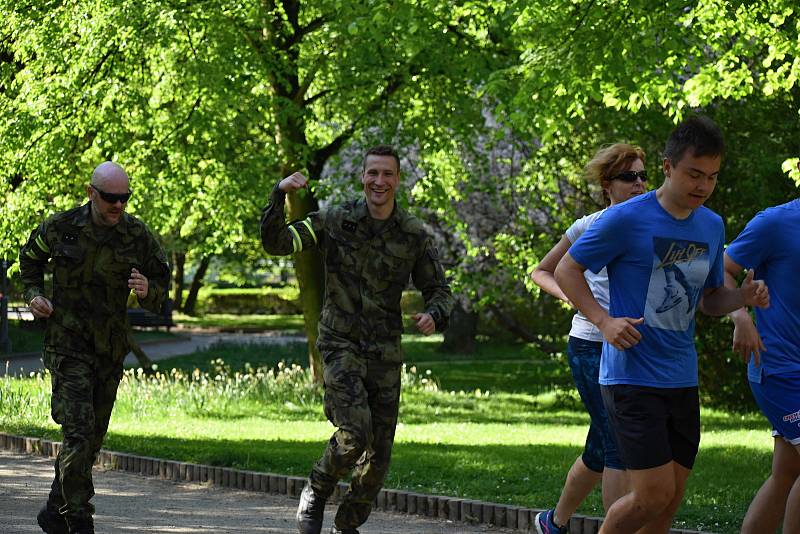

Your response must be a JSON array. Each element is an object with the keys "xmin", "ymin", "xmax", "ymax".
[
  {"xmin": 260, "ymin": 185, "xmax": 453, "ymax": 361},
  {"xmin": 19, "ymin": 202, "xmax": 170, "ymax": 360}
]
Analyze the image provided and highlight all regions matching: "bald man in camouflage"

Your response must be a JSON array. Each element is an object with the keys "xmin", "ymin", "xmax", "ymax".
[
  {"xmin": 261, "ymin": 145, "xmax": 453, "ymax": 534},
  {"xmin": 20, "ymin": 162, "xmax": 170, "ymax": 534}
]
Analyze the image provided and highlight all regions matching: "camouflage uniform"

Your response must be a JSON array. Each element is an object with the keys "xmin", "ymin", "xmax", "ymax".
[
  {"xmin": 19, "ymin": 202, "xmax": 169, "ymax": 524},
  {"xmin": 261, "ymin": 185, "xmax": 453, "ymax": 529}
]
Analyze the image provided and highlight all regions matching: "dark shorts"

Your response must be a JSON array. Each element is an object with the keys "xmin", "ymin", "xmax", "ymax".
[
  {"xmin": 566, "ymin": 336, "xmax": 623, "ymax": 471},
  {"xmin": 601, "ymin": 384, "xmax": 700, "ymax": 470},
  {"xmin": 750, "ymin": 370, "xmax": 800, "ymax": 445}
]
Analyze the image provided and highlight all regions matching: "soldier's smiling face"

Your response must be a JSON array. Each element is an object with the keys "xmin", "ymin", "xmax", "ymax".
[{"xmin": 361, "ymin": 155, "xmax": 400, "ymax": 213}]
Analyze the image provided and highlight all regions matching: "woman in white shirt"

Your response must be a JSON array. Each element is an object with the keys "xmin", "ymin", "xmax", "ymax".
[{"xmin": 531, "ymin": 143, "xmax": 647, "ymax": 534}]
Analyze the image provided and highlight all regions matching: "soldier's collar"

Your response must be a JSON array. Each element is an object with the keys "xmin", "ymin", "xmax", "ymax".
[
  {"xmin": 354, "ymin": 198, "xmax": 370, "ymax": 221},
  {"xmin": 74, "ymin": 202, "xmax": 92, "ymax": 227},
  {"xmin": 81, "ymin": 201, "xmax": 129, "ymax": 233},
  {"xmin": 113, "ymin": 213, "xmax": 129, "ymax": 234},
  {"xmin": 355, "ymin": 197, "xmax": 400, "ymax": 223}
]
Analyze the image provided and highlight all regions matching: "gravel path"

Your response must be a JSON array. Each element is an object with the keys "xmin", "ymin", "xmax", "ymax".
[{"xmin": 0, "ymin": 450, "xmax": 515, "ymax": 533}]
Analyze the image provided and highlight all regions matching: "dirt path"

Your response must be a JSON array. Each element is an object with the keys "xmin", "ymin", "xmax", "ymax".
[{"xmin": 0, "ymin": 450, "xmax": 515, "ymax": 534}]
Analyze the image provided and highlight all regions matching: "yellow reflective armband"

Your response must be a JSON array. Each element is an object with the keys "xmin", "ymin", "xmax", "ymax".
[
  {"xmin": 288, "ymin": 226, "xmax": 302, "ymax": 253},
  {"xmin": 300, "ymin": 218, "xmax": 317, "ymax": 245}
]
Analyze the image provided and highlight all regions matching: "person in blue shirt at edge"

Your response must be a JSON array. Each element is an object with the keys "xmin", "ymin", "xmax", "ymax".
[
  {"xmin": 554, "ymin": 116, "xmax": 770, "ymax": 534},
  {"xmin": 723, "ymin": 159, "xmax": 800, "ymax": 534},
  {"xmin": 531, "ymin": 143, "xmax": 648, "ymax": 534}
]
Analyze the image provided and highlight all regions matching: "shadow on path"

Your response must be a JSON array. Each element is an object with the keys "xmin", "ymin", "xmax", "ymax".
[{"xmin": 0, "ymin": 450, "xmax": 514, "ymax": 533}]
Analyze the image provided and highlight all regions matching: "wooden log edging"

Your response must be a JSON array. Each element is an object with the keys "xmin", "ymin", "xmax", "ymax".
[{"xmin": 0, "ymin": 432, "xmax": 709, "ymax": 534}]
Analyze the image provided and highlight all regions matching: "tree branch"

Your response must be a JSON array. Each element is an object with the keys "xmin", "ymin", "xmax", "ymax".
[
  {"xmin": 310, "ymin": 72, "xmax": 405, "ymax": 173},
  {"xmin": 157, "ymin": 95, "xmax": 202, "ymax": 146},
  {"xmin": 298, "ymin": 15, "xmax": 329, "ymax": 39}
]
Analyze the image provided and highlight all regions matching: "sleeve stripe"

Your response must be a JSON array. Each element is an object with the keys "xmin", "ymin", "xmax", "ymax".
[
  {"xmin": 288, "ymin": 226, "xmax": 302, "ymax": 253},
  {"xmin": 300, "ymin": 218, "xmax": 317, "ymax": 245},
  {"xmin": 26, "ymin": 249, "xmax": 39, "ymax": 259},
  {"xmin": 35, "ymin": 235, "xmax": 50, "ymax": 254}
]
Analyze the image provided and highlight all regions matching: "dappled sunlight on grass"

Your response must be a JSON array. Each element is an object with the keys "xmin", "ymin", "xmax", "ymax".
[
  {"xmin": 151, "ymin": 342, "xmax": 308, "ymax": 374},
  {"xmin": 401, "ymin": 334, "xmax": 549, "ymax": 362}
]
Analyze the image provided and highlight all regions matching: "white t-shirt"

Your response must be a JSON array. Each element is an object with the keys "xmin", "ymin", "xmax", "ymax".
[{"xmin": 564, "ymin": 209, "xmax": 608, "ymax": 342}]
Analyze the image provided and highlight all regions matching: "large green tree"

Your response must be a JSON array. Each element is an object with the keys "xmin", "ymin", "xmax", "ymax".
[
  {"xmin": 425, "ymin": 0, "xmax": 800, "ymax": 406},
  {"xmin": 0, "ymin": 0, "xmax": 513, "ymax": 378}
]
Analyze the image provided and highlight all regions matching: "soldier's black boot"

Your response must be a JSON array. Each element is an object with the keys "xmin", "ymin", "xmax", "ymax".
[
  {"xmin": 297, "ymin": 482, "xmax": 326, "ymax": 534},
  {"xmin": 36, "ymin": 505, "xmax": 69, "ymax": 534},
  {"xmin": 66, "ymin": 516, "xmax": 94, "ymax": 534},
  {"xmin": 329, "ymin": 528, "xmax": 360, "ymax": 534}
]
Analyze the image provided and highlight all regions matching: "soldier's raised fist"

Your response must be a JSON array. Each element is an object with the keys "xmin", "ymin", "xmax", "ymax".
[
  {"xmin": 278, "ymin": 172, "xmax": 308, "ymax": 193},
  {"xmin": 29, "ymin": 296, "xmax": 54, "ymax": 319}
]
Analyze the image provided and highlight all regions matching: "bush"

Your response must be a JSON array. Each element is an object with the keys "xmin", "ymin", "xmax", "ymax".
[
  {"xmin": 696, "ymin": 314, "xmax": 759, "ymax": 412},
  {"xmin": 191, "ymin": 287, "xmax": 302, "ymax": 315}
]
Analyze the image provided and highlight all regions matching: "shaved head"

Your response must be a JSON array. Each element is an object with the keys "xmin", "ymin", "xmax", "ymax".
[
  {"xmin": 87, "ymin": 161, "xmax": 131, "ymax": 226},
  {"xmin": 91, "ymin": 161, "xmax": 129, "ymax": 190}
]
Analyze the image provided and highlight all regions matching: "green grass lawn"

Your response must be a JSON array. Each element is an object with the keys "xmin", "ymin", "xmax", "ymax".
[
  {"xmin": 0, "ymin": 338, "xmax": 770, "ymax": 533},
  {"xmin": 3, "ymin": 320, "xmax": 179, "ymax": 354},
  {"xmin": 172, "ymin": 306, "xmax": 431, "ymax": 333}
]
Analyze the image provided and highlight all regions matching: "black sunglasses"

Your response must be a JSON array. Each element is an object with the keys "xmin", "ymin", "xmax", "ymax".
[
  {"xmin": 609, "ymin": 170, "xmax": 647, "ymax": 183},
  {"xmin": 91, "ymin": 184, "xmax": 132, "ymax": 204}
]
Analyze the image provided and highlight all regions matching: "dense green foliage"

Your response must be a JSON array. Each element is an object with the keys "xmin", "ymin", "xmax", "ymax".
[
  {"xmin": 180, "ymin": 286, "xmax": 302, "ymax": 315},
  {"xmin": 2, "ymin": 1, "xmax": 799, "ymax": 404},
  {"xmin": 0, "ymin": 340, "xmax": 772, "ymax": 533}
]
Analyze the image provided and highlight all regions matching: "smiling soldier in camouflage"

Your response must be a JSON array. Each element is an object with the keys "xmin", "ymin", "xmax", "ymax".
[
  {"xmin": 20, "ymin": 161, "xmax": 170, "ymax": 534},
  {"xmin": 260, "ymin": 145, "xmax": 453, "ymax": 534}
]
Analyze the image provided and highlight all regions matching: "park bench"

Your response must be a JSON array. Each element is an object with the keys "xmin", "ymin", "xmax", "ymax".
[
  {"xmin": 7, "ymin": 305, "xmax": 28, "ymax": 320},
  {"xmin": 6, "ymin": 302, "xmax": 174, "ymax": 330},
  {"xmin": 127, "ymin": 299, "xmax": 175, "ymax": 330}
]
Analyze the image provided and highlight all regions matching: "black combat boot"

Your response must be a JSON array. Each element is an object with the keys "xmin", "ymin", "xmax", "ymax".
[
  {"xmin": 66, "ymin": 516, "xmax": 94, "ymax": 534},
  {"xmin": 297, "ymin": 482, "xmax": 326, "ymax": 534},
  {"xmin": 36, "ymin": 505, "xmax": 69, "ymax": 534},
  {"xmin": 329, "ymin": 528, "xmax": 359, "ymax": 534}
]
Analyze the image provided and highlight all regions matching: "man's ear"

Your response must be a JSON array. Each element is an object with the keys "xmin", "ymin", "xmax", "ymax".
[{"xmin": 662, "ymin": 158, "xmax": 672, "ymax": 178}]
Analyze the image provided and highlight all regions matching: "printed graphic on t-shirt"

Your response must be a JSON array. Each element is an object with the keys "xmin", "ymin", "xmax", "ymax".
[{"xmin": 644, "ymin": 238, "xmax": 711, "ymax": 331}]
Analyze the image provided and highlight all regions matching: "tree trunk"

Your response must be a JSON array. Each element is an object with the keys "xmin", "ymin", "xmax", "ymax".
[
  {"xmin": 172, "ymin": 251, "xmax": 185, "ymax": 311},
  {"xmin": 489, "ymin": 304, "xmax": 560, "ymax": 354},
  {"xmin": 183, "ymin": 256, "xmax": 210, "ymax": 316},
  {"xmin": 286, "ymin": 188, "xmax": 325, "ymax": 383},
  {"xmin": 439, "ymin": 302, "xmax": 478, "ymax": 354},
  {"xmin": 127, "ymin": 332, "xmax": 156, "ymax": 374}
]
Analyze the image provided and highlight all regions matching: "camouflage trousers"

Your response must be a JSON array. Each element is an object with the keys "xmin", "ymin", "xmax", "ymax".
[
  {"xmin": 43, "ymin": 348, "xmax": 123, "ymax": 521},
  {"xmin": 310, "ymin": 349, "xmax": 401, "ymax": 530}
]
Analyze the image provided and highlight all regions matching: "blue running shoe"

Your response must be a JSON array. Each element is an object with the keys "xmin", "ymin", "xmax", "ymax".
[{"xmin": 535, "ymin": 509, "xmax": 567, "ymax": 534}]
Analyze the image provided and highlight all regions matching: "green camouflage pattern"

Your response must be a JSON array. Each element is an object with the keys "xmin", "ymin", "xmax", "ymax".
[
  {"xmin": 19, "ymin": 202, "xmax": 170, "ymax": 361},
  {"xmin": 260, "ymin": 185, "xmax": 453, "ymax": 360},
  {"xmin": 311, "ymin": 349, "xmax": 401, "ymax": 528},
  {"xmin": 43, "ymin": 347, "xmax": 123, "ymax": 519},
  {"xmin": 261, "ymin": 183, "xmax": 453, "ymax": 530},
  {"xmin": 19, "ymin": 202, "xmax": 169, "ymax": 521}
]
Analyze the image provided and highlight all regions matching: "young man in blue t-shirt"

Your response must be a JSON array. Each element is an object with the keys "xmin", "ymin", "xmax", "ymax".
[
  {"xmin": 724, "ymin": 163, "xmax": 800, "ymax": 534},
  {"xmin": 554, "ymin": 116, "xmax": 770, "ymax": 533}
]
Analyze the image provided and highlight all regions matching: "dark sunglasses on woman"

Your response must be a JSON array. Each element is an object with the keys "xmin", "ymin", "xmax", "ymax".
[{"xmin": 610, "ymin": 170, "xmax": 647, "ymax": 183}]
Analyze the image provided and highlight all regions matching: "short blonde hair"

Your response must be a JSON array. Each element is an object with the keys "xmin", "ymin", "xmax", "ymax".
[{"xmin": 583, "ymin": 143, "xmax": 646, "ymax": 206}]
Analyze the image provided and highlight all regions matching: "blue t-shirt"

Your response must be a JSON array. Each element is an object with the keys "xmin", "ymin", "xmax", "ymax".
[
  {"xmin": 725, "ymin": 199, "xmax": 800, "ymax": 383},
  {"xmin": 569, "ymin": 191, "xmax": 725, "ymax": 388}
]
